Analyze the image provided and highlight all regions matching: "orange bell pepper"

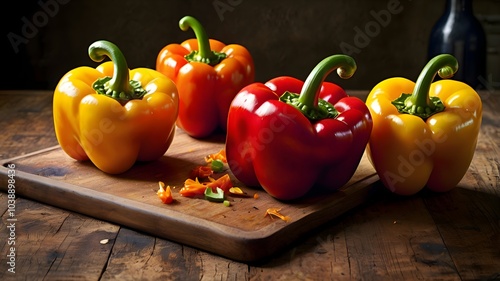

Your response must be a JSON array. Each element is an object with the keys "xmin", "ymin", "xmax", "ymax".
[{"xmin": 156, "ymin": 16, "xmax": 254, "ymax": 138}]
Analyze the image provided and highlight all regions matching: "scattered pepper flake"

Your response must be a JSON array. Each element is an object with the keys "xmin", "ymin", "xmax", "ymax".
[
  {"xmin": 229, "ymin": 187, "xmax": 245, "ymax": 195},
  {"xmin": 223, "ymin": 200, "xmax": 231, "ymax": 207},
  {"xmin": 265, "ymin": 208, "xmax": 290, "ymax": 222},
  {"xmin": 253, "ymin": 193, "xmax": 259, "ymax": 199},
  {"xmin": 157, "ymin": 181, "xmax": 174, "ymax": 204},
  {"xmin": 179, "ymin": 177, "xmax": 208, "ymax": 197},
  {"xmin": 205, "ymin": 174, "xmax": 233, "ymax": 193},
  {"xmin": 228, "ymin": 187, "xmax": 252, "ymax": 197},
  {"xmin": 189, "ymin": 165, "xmax": 213, "ymax": 179},
  {"xmin": 210, "ymin": 159, "xmax": 225, "ymax": 172},
  {"xmin": 204, "ymin": 187, "xmax": 225, "ymax": 202},
  {"xmin": 180, "ymin": 174, "xmax": 233, "ymax": 197},
  {"xmin": 187, "ymin": 149, "xmax": 228, "ymax": 180},
  {"xmin": 205, "ymin": 149, "xmax": 227, "ymax": 163}
]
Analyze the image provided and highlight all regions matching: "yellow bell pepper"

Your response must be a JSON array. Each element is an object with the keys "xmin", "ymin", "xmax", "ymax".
[
  {"xmin": 366, "ymin": 54, "xmax": 482, "ymax": 195},
  {"xmin": 53, "ymin": 40, "xmax": 179, "ymax": 174}
]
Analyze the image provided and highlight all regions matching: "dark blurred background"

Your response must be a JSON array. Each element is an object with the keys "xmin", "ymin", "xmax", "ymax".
[{"xmin": 2, "ymin": 0, "xmax": 499, "ymax": 91}]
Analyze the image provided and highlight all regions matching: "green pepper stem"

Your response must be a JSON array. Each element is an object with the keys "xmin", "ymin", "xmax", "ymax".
[
  {"xmin": 180, "ymin": 16, "xmax": 211, "ymax": 60},
  {"xmin": 278, "ymin": 55, "xmax": 356, "ymax": 121},
  {"xmin": 89, "ymin": 40, "xmax": 146, "ymax": 102},
  {"xmin": 180, "ymin": 16, "xmax": 226, "ymax": 66},
  {"xmin": 299, "ymin": 55, "xmax": 357, "ymax": 107},
  {"xmin": 89, "ymin": 40, "xmax": 132, "ymax": 95},
  {"xmin": 405, "ymin": 54, "xmax": 458, "ymax": 116}
]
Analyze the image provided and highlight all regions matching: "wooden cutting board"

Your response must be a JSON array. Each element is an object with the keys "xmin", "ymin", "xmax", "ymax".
[{"xmin": 0, "ymin": 128, "xmax": 379, "ymax": 262}]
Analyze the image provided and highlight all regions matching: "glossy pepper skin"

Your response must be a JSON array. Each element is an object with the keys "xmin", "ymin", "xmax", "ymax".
[
  {"xmin": 54, "ymin": 40, "xmax": 179, "ymax": 174},
  {"xmin": 156, "ymin": 16, "xmax": 254, "ymax": 138},
  {"xmin": 226, "ymin": 55, "xmax": 372, "ymax": 201},
  {"xmin": 366, "ymin": 54, "xmax": 482, "ymax": 195}
]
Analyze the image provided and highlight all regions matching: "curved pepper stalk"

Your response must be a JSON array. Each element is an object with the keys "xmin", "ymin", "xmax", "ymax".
[
  {"xmin": 280, "ymin": 55, "xmax": 357, "ymax": 121},
  {"xmin": 89, "ymin": 40, "xmax": 147, "ymax": 103},
  {"xmin": 179, "ymin": 16, "xmax": 227, "ymax": 66},
  {"xmin": 391, "ymin": 54, "xmax": 458, "ymax": 119}
]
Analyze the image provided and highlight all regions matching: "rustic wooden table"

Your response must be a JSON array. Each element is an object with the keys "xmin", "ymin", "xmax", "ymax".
[{"xmin": 0, "ymin": 90, "xmax": 499, "ymax": 280}]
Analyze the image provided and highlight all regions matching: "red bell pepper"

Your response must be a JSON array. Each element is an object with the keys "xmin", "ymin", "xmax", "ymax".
[
  {"xmin": 225, "ymin": 55, "xmax": 372, "ymax": 200},
  {"xmin": 156, "ymin": 16, "xmax": 254, "ymax": 138}
]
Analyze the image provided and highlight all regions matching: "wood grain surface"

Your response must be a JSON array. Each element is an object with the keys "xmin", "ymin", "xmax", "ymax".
[
  {"xmin": 0, "ymin": 133, "xmax": 378, "ymax": 262},
  {"xmin": 0, "ymin": 90, "xmax": 499, "ymax": 280}
]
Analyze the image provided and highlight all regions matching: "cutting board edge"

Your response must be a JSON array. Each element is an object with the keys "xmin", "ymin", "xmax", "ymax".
[
  {"xmin": 0, "ymin": 164, "xmax": 321, "ymax": 262},
  {"xmin": 0, "ymin": 145, "xmax": 61, "ymax": 163},
  {"xmin": 0, "ymin": 146, "xmax": 381, "ymax": 262}
]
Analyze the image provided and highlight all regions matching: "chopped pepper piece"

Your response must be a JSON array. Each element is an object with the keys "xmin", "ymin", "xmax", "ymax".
[
  {"xmin": 205, "ymin": 149, "xmax": 227, "ymax": 163},
  {"xmin": 229, "ymin": 187, "xmax": 245, "ymax": 195},
  {"xmin": 366, "ymin": 54, "xmax": 482, "ymax": 195},
  {"xmin": 228, "ymin": 187, "xmax": 251, "ymax": 197},
  {"xmin": 204, "ymin": 187, "xmax": 225, "ymax": 202},
  {"xmin": 179, "ymin": 174, "xmax": 233, "ymax": 197},
  {"xmin": 189, "ymin": 165, "xmax": 213, "ymax": 179},
  {"xmin": 157, "ymin": 181, "xmax": 174, "ymax": 204},
  {"xmin": 265, "ymin": 208, "xmax": 290, "ymax": 222},
  {"xmin": 179, "ymin": 177, "xmax": 207, "ymax": 197},
  {"xmin": 206, "ymin": 174, "xmax": 233, "ymax": 193},
  {"xmin": 210, "ymin": 159, "xmax": 225, "ymax": 173}
]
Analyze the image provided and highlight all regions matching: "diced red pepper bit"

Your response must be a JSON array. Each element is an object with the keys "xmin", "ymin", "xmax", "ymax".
[
  {"xmin": 265, "ymin": 208, "xmax": 290, "ymax": 222},
  {"xmin": 157, "ymin": 181, "xmax": 174, "ymax": 204},
  {"xmin": 189, "ymin": 165, "xmax": 213, "ymax": 179}
]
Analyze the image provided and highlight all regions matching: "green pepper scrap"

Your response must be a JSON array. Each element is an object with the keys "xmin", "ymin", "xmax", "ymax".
[
  {"xmin": 204, "ymin": 187, "xmax": 225, "ymax": 202},
  {"xmin": 210, "ymin": 159, "xmax": 225, "ymax": 172}
]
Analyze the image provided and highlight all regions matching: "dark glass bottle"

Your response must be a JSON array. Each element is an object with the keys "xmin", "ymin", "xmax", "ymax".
[{"xmin": 428, "ymin": 0, "xmax": 487, "ymax": 89}]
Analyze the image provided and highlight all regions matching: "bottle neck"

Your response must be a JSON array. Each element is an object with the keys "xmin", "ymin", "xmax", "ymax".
[{"xmin": 446, "ymin": 0, "xmax": 473, "ymax": 15}]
